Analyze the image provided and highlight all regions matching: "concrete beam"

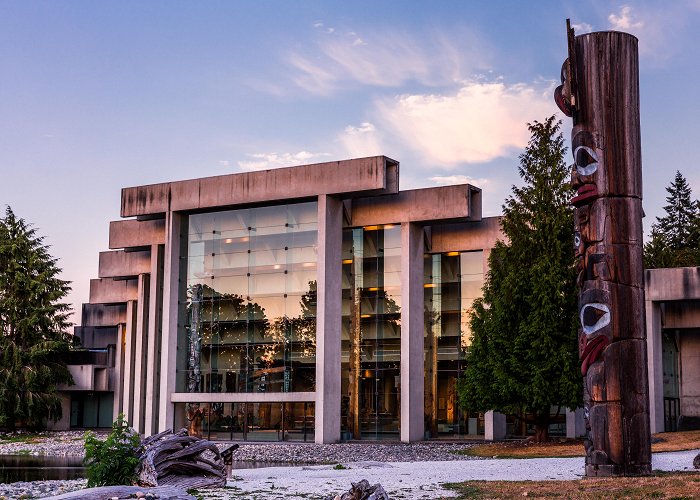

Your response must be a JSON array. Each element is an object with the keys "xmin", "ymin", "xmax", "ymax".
[
  {"xmin": 121, "ymin": 156, "xmax": 399, "ymax": 217},
  {"xmin": 401, "ymin": 222, "xmax": 424, "ymax": 442},
  {"xmin": 170, "ymin": 392, "xmax": 316, "ymax": 403},
  {"xmin": 430, "ymin": 217, "xmax": 502, "ymax": 253},
  {"xmin": 645, "ymin": 267, "xmax": 700, "ymax": 301},
  {"xmin": 661, "ymin": 300, "xmax": 700, "ymax": 329},
  {"xmin": 350, "ymin": 185, "xmax": 481, "ymax": 227},
  {"xmin": 89, "ymin": 278, "xmax": 139, "ymax": 304},
  {"xmin": 315, "ymin": 195, "xmax": 343, "ymax": 444},
  {"xmin": 81, "ymin": 303, "xmax": 127, "ymax": 327},
  {"xmin": 109, "ymin": 219, "xmax": 165, "ymax": 249},
  {"xmin": 98, "ymin": 250, "xmax": 151, "ymax": 279}
]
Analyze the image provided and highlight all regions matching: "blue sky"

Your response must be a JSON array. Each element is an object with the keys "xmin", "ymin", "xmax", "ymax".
[{"xmin": 1, "ymin": 1, "xmax": 699, "ymax": 323}]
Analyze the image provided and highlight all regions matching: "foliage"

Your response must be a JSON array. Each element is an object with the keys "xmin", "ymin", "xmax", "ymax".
[
  {"xmin": 84, "ymin": 414, "xmax": 142, "ymax": 487},
  {"xmin": 644, "ymin": 171, "xmax": 700, "ymax": 268},
  {"xmin": 457, "ymin": 116, "xmax": 581, "ymax": 442},
  {"xmin": 0, "ymin": 206, "xmax": 73, "ymax": 429}
]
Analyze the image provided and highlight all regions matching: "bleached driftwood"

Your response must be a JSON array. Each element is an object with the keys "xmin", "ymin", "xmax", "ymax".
[{"xmin": 137, "ymin": 428, "xmax": 227, "ymax": 489}]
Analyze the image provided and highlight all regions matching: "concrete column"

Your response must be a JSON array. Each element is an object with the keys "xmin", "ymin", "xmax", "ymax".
[
  {"xmin": 315, "ymin": 195, "xmax": 343, "ymax": 444},
  {"xmin": 131, "ymin": 273, "xmax": 150, "ymax": 434},
  {"xmin": 400, "ymin": 222, "xmax": 424, "ymax": 442},
  {"xmin": 144, "ymin": 244, "xmax": 164, "ymax": 436},
  {"xmin": 646, "ymin": 299, "xmax": 664, "ymax": 433},
  {"xmin": 122, "ymin": 300, "xmax": 137, "ymax": 423},
  {"xmin": 566, "ymin": 408, "xmax": 586, "ymax": 438},
  {"xmin": 484, "ymin": 411, "xmax": 506, "ymax": 440},
  {"xmin": 112, "ymin": 323, "xmax": 125, "ymax": 420},
  {"xmin": 158, "ymin": 211, "xmax": 184, "ymax": 432}
]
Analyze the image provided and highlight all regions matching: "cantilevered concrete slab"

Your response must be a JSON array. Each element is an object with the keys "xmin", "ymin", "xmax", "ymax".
[
  {"xmin": 349, "ymin": 185, "xmax": 481, "ymax": 226},
  {"xmin": 121, "ymin": 156, "xmax": 399, "ymax": 217},
  {"xmin": 89, "ymin": 278, "xmax": 139, "ymax": 304},
  {"xmin": 98, "ymin": 250, "xmax": 151, "ymax": 279},
  {"xmin": 109, "ymin": 219, "xmax": 165, "ymax": 249},
  {"xmin": 430, "ymin": 217, "xmax": 502, "ymax": 253},
  {"xmin": 81, "ymin": 303, "xmax": 127, "ymax": 327}
]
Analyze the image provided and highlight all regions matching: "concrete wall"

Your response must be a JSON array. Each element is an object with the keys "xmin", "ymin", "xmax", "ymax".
[
  {"xmin": 46, "ymin": 393, "xmax": 71, "ymax": 431},
  {"xmin": 680, "ymin": 330, "xmax": 700, "ymax": 417}
]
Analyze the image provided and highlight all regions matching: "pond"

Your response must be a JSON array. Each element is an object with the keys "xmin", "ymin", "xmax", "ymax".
[{"xmin": 0, "ymin": 455, "xmax": 305, "ymax": 484}]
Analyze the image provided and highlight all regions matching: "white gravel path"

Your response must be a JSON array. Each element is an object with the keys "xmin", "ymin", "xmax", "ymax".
[{"xmin": 216, "ymin": 449, "xmax": 700, "ymax": 499}]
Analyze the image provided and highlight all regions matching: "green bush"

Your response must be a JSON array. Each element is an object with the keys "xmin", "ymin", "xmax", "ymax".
[{"xmin": 84, "ymin": 414, "xmax": 142, "ymax": 487}]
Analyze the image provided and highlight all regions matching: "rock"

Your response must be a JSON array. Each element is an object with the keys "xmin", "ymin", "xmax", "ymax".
[{"xmin": 694, "ymin": 452, "xmax": 700, "ymax": 469}]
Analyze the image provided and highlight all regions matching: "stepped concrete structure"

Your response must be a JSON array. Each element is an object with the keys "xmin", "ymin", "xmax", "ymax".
[{"xmin": 51, "ymin": 156, "xmax": 699, "ymax": 441}]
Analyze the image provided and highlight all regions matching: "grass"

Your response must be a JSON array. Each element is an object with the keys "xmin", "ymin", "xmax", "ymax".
[
  {"xmin": 444, "ymin": 472, "xmax": 700, "ymax": 499},
  {"xmin": 0, "ymin": 434, "xmax": 39, "ymax": 444},
  {"xmin": 459, "ymin": 430, "xmax": 700, "ymax": 459}
]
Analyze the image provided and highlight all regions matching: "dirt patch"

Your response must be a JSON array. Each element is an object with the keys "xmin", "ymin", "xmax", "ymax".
[
  {"xmin": 462, "ymin": 430, "xmax": 700, "ymax": 459},
  {"xmin": 444, "ymin": 472, "xmax": 700, "ymax": 499}
]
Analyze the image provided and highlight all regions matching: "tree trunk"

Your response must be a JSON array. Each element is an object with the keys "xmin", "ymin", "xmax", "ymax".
[{"xmin": 533, "ymin": 422, "xmax": 549, "ymax": 443}]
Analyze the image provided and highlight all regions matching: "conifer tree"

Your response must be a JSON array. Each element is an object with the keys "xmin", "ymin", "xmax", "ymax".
[
  {"xmin": 458, "ymin": 117, "xmax": 581, "ymax": 442},
  {"xmin": 644, "ymin": 171, "xmax": 700, "ymax": 268},
  {"xmin": 0, "ymin": 207, "xmax": 73, "ymax": 429}
]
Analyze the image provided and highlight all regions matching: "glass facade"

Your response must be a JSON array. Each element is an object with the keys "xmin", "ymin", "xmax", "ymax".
[
  {"xmin": 424, "ymin": 251, "xmax": 484, "ymax": 438},
  {"xmin": 180, "ymin": 202, "xmax": 318, "ymax": 394},
  {"xmin": 174, "ymin": 402, "xmax": 315, "ymax": 441},
  {"xmin": 341, "ymin": 225, "xmax": 402, "ymax": 440}
]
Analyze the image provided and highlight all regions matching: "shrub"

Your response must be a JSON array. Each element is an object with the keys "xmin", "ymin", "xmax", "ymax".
[{"xmin": 84, "ymin": 414, "xmax": 141, "ymax": 487}]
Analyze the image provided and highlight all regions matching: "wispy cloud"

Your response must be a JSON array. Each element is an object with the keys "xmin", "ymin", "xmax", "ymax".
[
  {"xmin": 372, "ymin": 80, "xmax": 555, "ymax": 167},
  {"xmin": 237, "ymin": 151, "xmax": 332, "ymax": 171},
  {"xmin": 429, "ymin": 174, "xmax": 489, "ymax": 187},
  {"xmin": 337, "ymin": 122, "xmax": 383, "ymax": 158},
  {"xmin": 286, "ymin": 27, "xmax": 489, "ymax": 95},
  {"xmin": 605, "ymin": 3, "xmax": 697, "ymax": 63},
  {"xmin": 571, "ymin": 22, "xmax": 593, "ymax": 34},
  {"xmin": 608, "ymin": 5, "xmax": 644, "ymax": 31}
]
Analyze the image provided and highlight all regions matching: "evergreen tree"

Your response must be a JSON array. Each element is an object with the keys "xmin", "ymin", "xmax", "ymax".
[
  {"xmin": 457, "ymin": 116, "xmax": 581, "ymax": 442},
  {"xmin": 643, "ymin": 171, "xmax": 700, "ymax": 268},
  {"xmin": 0, "ymin": 207, "xmax": 73, "ymax": 429}
]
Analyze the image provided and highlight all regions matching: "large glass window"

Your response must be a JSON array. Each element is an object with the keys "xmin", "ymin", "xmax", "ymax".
[
  {"xmin": 174, "ymin": 402, "xmax": 315, "ymax": 442},
  {"xmin": 424, "ymin": 251, "xmax": 484, "ymax": 438},
  {"xmin": 180, "ymin": 202, "xmax": 317, "ymax": 394},
  {"xmin": 341, "ymin": 225, "xmax": 401, "ymax": 440}
]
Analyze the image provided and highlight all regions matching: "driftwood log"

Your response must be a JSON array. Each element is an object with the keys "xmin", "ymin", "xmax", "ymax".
[
  {"xmin": 137, "ymin": 428, "xmax": 233, "ymax": 489},
  {"xmin": 324, "ymin": 479, "xmax": 389, "ymax": 500}
]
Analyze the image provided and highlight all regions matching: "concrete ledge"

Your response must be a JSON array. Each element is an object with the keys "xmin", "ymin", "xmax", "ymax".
[
  {"xmin": 350, "ymin": 184, "xmax": 480, "ymax": 226},
  {"xmin": 170, "ymin": 392, "xmax": 316, "ymax": 403},
  {"xmin": 109, "ymin": 219, "xmax": 165, "ymax": 249},
  {"xmin": 121, "ymin": 156, "xmax": 399, "ymax": 217},
  {"xmin": 81, "ymin": 303, "xmax": 127, "ymax": 326},
  {"xmin": 89, "ymin": 278, "xmax": 138, "ymax": 304},
  {"xmin": 646, "ymin": 267, "xmax": 700, "ymax": 301},
  {"xmin": 98, "ymin": 250, "xmax": 151, "ymax": 278},
  {"xmin": 430, "ymin": 216, "xmax": 502, "ymax": 253}
]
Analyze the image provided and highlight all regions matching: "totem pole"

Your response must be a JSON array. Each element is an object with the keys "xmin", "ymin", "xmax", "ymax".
[{"xmin": 555, "ymin": 21, "xmax": 651, "ymax": 476}]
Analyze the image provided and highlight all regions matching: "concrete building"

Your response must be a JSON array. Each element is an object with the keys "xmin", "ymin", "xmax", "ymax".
[{"xmin": 52, "ymin": 156, "xmax": 699, "ymax": 441}]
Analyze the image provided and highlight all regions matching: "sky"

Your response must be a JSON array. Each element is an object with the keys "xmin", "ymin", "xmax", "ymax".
[{"xmin": 1, "ymin": 0, "xmax": 700, "ymax": 324}]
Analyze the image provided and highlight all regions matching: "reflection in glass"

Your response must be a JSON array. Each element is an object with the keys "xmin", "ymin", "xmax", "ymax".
[
  {"xmin": 341, "ymin": 225, "xmax": 401, "ymax": 440},
  {"xmin": 181, "ymin": 202, "xmax": 317, "ymax": 393},
  {"xmin": 174, "ymin": 402, "xmax": 315, "ymax": 441},
  {"xmin": 424, "ymin": 251, "xmax": 485, "ymax": 438}
]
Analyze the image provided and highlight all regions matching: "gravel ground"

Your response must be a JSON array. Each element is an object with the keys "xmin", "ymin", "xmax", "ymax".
[
  {"xmin": 0, "ymin": 432, "xmax": 697, "ymax": 499},
  {"xmin": 0, "ymin": 431, "xmax": 104, "ymax": 457}
]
